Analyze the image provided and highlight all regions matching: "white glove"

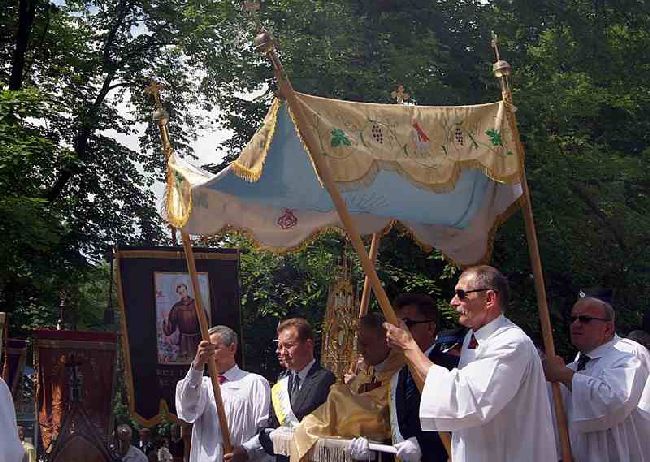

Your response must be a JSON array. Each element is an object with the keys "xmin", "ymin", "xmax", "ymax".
[
  {"xmin": 394, "ymin": 437, "xmax": 421, "ymax": 462},
  {"xmin": 347, "ymin": 437, "xmax": 375, "ymax": 460}
]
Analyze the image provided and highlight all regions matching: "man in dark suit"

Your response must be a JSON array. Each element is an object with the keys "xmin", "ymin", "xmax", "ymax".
[
  {"xmin": 227, "ymin": 318, "xmax": 335, "ymax": 462},
  {"xmin": 350, "ymin": 294, "xmax": 458, "ymax": 462},
  {"xmin": 392, "ymin": 294, "xmax": 458, "ymax": 462}
]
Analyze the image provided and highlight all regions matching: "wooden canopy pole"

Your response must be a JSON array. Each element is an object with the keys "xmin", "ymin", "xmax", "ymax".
[
  {"xmin": 491, "ymin": 33, "xmax": 572, "ymax": 461},
  {"xmin": 146, "ymin": 82, "xmax": 232, "ymax": 454},
  {"xmin": 358, "ymin": 233, "xmax": 381, "ymax": 318},
  {"xmin": 255, "ymin": 30, "xmax": 453, "ymax": 457},
  {"xmin": 348, "ymin": 233, "xmax": 381, "ymax": 374},
  {"xmin": 255, "ymin": 31, "xmax": 399, "ymax": 328}
]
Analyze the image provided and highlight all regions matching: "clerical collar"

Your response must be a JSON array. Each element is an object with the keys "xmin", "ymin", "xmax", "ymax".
[
  {"xmin": 471, "ymin": 314, "xmax": 506, "ymax": 345},
  {"xmin": 292, "ymin": 358, "xmax": 315, "ymax": 382}
]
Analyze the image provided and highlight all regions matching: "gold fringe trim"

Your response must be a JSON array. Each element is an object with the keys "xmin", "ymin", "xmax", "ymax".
[
  {"xmin": 256, "ymin": 95, "xmax": 523, "ymax": 194},
  {"xmin": 194, "ymin": 195, "xmax": 522, "ymax": 268},
  {"xmin": 231, "ymin": 98, "xmax": 282, "ymax": 182}
]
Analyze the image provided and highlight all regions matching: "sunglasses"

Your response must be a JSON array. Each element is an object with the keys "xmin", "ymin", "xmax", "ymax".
[
  {"xmin": 570, "ymin": 315, "xmax": 611, "ymax": 324},
  {"xmin": 454, "ymin": 288, "xmax": 493, "ymax": 300},
  {"xmin": 402, "ymin": 318, "xmax": 436, "ymax": 328}
]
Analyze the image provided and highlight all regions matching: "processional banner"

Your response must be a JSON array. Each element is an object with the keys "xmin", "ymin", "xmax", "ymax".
[
  {"xmin": 34, "ymin": 329, "xmax": 117, "ymax": 451},
  {"xmin": 115, "ymin": 246, "xmax": 241, "ymax": 425},
  {"xmin": 2, "ymin": 338, "xmax": 28, "ymax": 394}
]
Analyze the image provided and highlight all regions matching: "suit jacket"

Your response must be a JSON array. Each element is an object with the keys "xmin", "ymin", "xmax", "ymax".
[
  {"xmin": 260, "ymin": 361, "xmax": 336, "ymax": 457},
  {"xmin": 395, "ymin": 345, "xmax": 458, "ymax": 462}
]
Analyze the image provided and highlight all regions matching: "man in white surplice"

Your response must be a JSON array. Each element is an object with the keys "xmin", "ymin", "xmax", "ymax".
[
  {"xmin": 543, "ymin": 297, "xmax": 650, "ymax": 461},
  {"xmin": 385, "ymin": 265, "xmax": 556, "ymax": 462},
  {"xmin": 176, "ymin": 325, "xmax": 271, "ymax": 462}
]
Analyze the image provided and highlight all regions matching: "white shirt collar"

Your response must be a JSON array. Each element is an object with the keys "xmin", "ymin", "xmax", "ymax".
[
  {"xmin": 471, "ymin": 314, "xmax": 507, "ymax": 345},
  {"xmin": 293, "ymin": 358, "xmax": 315, "ymax": 382},
  {"xmin": 222, "ymin": 364, "xmax": 241, "ymax": 381},
  {"xmin": 581, "ymin": 336, "xmax": 617, "ymax": 359}
]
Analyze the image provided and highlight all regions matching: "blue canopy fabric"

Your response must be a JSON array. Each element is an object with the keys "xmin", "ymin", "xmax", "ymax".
[{"xmin": 166, "ymin": 95, "xmax": 523, "ymax": 266}]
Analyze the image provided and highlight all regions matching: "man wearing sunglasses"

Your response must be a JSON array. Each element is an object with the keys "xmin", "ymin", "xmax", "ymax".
[
  {"xmin": 543, "ymin": 297, "xmax": 650, "ymax": 462},
  {"xmin": 385, "ymin": 266, "xmax": 556, "ymax": 462},
  {"xmin": 349, "ymin": 294, "xmax": 458, "ymax": 462}
]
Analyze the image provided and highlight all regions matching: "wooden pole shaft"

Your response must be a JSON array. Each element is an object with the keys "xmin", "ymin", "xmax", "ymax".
[
  {"xmin": 358, "ymin": 233, "xmax": 381, "ymax": 318},
  {"xmin": 148, "ymin": 83, "xmax": 233, "ymax": 453},
  {"xmin": 181, "ymin": 233, "xmax": 233, "ymax": 454},
  {"xmin": 501, "ymin": 91, "xmax": 573, "ymax": 461},
  {"xmin": 348, "ymin": 233, "xmax": 381, "ymax": 374},
  {"xmin": 267, "ymin": 50, "xmax": 399, "ymax": 326},
  {"xmin": 262, "ymin": 39, "xmax": 454, "ymax": 458}
]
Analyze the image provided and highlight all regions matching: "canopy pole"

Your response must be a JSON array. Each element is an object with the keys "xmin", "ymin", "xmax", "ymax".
[
  {"xmin": 255, "ymin": 30, "xmax": 453, "ymax": 457},
  {"xmin": 491, "ymin": 33, "xmax": 572, "ymax": 462},
  {"xmin": 145, "ymin": 82, "xmax": 233, "ymax": 454},
  {"xmin": 348, "ymin": 233, "xmax": 381, "ymax": 374},
  {"xmin": 358, "ymin": 233, "xmax": 381, "ymax": 318},
  {"xmin": 255, "ymin": 31, "xmax": 398, "ymax": 327},
  {"xmin": 180, "ymin": 234, "xmax": 233, "ymax": 454}
]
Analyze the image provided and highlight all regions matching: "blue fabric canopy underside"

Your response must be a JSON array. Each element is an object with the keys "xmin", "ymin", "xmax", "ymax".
[{"xmin": 207, "ymin": 107, "xmax": 492, "ymax": 229}]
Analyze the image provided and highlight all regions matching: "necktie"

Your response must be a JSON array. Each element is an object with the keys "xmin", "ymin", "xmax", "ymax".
[
  {"xmin": 468, "ymin": 334, "xmax": 479, "ymax": 350},
  {"xmin": 290, "ymin": 373, "xmax": 300, "ymax": 403},
  {"xmin": 217, "ymin": 374, "xmax": 227, "ymax": 384},
  {"xmin": 576, "ymin": 354, "xmax": 591, "ymax": 371}
]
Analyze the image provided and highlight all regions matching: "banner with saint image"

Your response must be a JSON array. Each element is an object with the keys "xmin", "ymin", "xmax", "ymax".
[{"xmin": 116, "ymin": 246, "xmax": 241, "ymax": 426}]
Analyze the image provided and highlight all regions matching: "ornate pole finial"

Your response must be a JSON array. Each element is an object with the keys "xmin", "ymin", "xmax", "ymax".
[
  {"xmin": 145, "ymin": 81, "xmax": 169, "ymax": 125},
  {"xmin": 391, "ymin": 84, "xmax": 410, "ymax": 104},
  {"xmin": 490, "ymin": 31, "xmax": 512, "ymax": 97},
  {"xmin": 491, "ymin": 31, "xmax": 501, "ymax": 61},
  {"xmin": 242, "ymin": 1, "xmax": 261, "ymax": 31},
  {"xmin": 144, "ymin": 81, "xmax": 164, "ymax": 108},
  {"xmin": 145, "ymin": 79, "xmax": 176, "ymax": 244},
  {"xmin": 254, "ymin": 28, "xmax": 275, "ymax": 54}
]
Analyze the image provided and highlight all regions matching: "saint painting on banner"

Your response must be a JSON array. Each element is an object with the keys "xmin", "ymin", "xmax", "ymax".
[{"xmin": 155, "ymin": 272, "xmax": 211, "ymax": 364}]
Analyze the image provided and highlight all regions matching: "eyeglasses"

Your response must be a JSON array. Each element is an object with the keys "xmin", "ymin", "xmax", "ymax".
[
  {"xmin": 402, "ymin": 318, "xmax": 436, "ymax": 328},
  {"xmin": 570, "ymin": 315, "xmax": 611, "ymax": 324},
  {"xmin": 454, "ymin": 288, "xmax": 493, "ymax": 300}
]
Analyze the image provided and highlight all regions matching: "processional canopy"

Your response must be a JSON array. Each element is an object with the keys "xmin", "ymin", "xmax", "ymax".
[{"xmin": 166, "ymin": 92, "xmax": 522, "ymax": 265}]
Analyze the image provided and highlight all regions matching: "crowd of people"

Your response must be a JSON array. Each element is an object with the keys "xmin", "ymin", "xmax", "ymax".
[
  {"xmin": 1, "ymin": 265, "xmax": 649, "ymax": 462},
  {"xmin": 171, "ymin": 265, "xmax": 650, "ymax": 462}
]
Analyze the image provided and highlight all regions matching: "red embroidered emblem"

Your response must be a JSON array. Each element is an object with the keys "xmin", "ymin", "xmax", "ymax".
[
  {"xmin": 412, "ymin": 119, "xmax": 430, "ymax": 142},
  {"xmin": 277, "ymin": 208, "xmax": 298, "ymax": 229}
]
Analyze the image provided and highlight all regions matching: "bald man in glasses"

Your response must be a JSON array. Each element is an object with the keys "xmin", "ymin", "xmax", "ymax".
[
  {"xmin": 385, "ymin": 265, "xmax": 556, "ymax": 462},
  {"xmin": 544, "ymin": 297, "xmax": 650, "ymax": 461}
]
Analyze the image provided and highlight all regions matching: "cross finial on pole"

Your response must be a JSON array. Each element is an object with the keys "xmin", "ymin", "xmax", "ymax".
[
  {"xmin": 391, "ymin": 84, "xmax": 410, "ymax": 104},
  {"xmin": 144, "ymin": 81, "xmax": 164, "ymax": 109},
  {"xmin": 242, "ymin": 1, "xmax": 260, "ymax": 13},
  {"xmin": 491, "ymin": 31, "xmax": 501, "ymax": 62}
]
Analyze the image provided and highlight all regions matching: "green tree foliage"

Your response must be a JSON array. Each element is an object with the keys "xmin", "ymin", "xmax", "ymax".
[
  {"xmin": 209, "ymin": 0, "xmax": 650, "ymax": 361},
  {"xmin": 1, "ymin": 0, "xmax": 648, "ymax": 364}
]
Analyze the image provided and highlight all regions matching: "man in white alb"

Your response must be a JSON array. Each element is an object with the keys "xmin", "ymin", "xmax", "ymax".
[
  {"xmin": 385, "ymin": 265, "xmax": 556, "ymax": 462},
  {"xmin": 543, "ymin": 297, "xmax": 650, "ymax": 461},
  {"xmin": 176, "ymin": 325, "xmax": 271, "ymax": 462}
]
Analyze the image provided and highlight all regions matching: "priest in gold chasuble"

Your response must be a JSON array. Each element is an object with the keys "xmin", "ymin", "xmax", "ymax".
[{"xmin": 293, "ymin": 313, "xmax": 404, "ymax": 461}]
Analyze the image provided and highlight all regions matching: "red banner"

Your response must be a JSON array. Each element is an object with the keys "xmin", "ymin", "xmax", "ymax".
[{"xmin": 34, "ymin": 330, "xmax": 116, "ymax": 451}]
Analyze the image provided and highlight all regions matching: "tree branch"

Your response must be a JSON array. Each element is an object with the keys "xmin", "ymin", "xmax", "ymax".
[
  {"xmin": 569, "ymin": 182, "xmax": 628, "ymax": 252},
  {"xmin": 9, "ymin": 0, "xmax": 37, "ymax": 90}
]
